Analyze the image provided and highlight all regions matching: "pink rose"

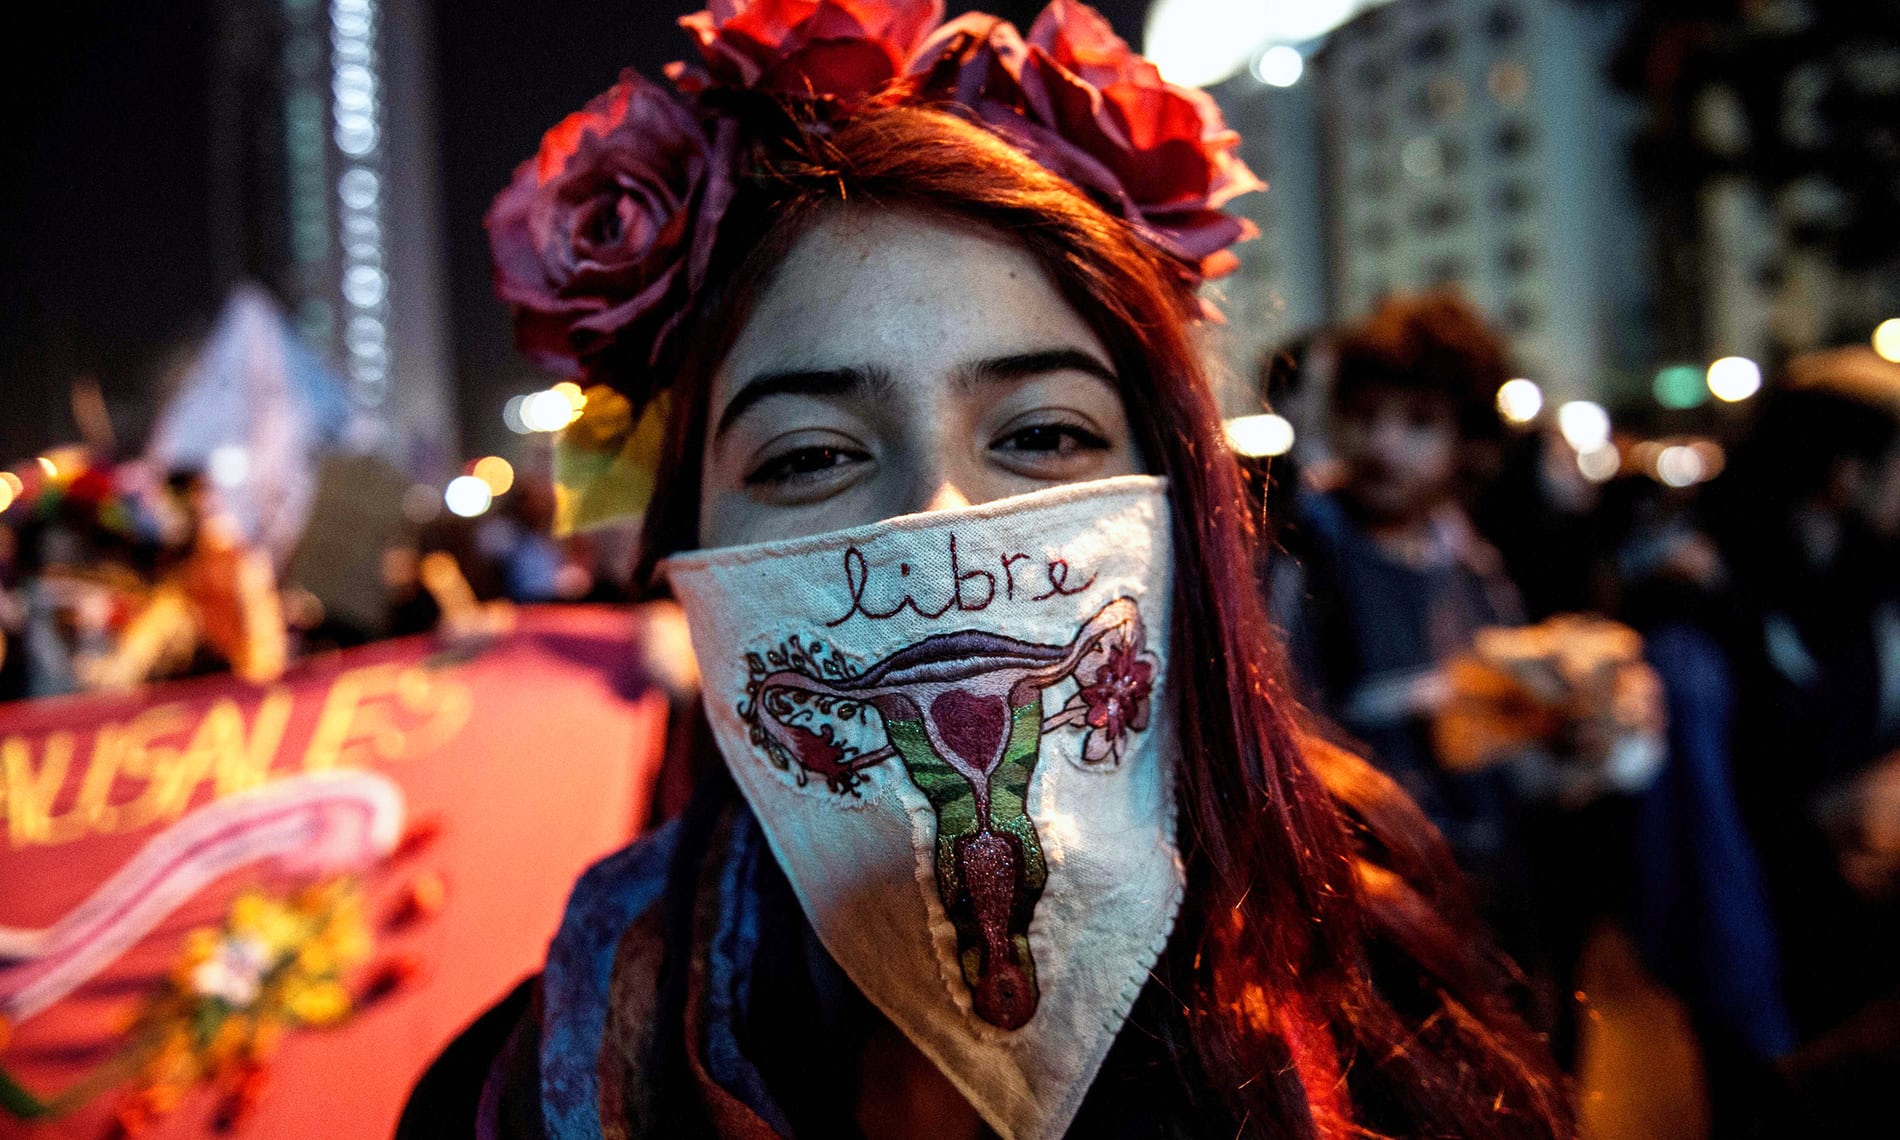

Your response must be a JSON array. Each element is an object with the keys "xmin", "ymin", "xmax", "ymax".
[
  {"xmin": 672, "ymin": 0, "xmax": 944, "ymax": 102},
  {"xmin": 910, "ymin": 1, "xmax": 1263, "ymax": 278},
  {"xmin": 485, "ymin": 70, "xmax": 734, "ymax": 376}
]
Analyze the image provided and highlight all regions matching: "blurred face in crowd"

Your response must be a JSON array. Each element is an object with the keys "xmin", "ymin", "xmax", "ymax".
[
  {"xmin": 697, "ymin": 207, "xmax": 1141, "ymax": 549},
  {"xmin": 1330, "ymin": 383, "xmax": 1461, "ymax": 525}
]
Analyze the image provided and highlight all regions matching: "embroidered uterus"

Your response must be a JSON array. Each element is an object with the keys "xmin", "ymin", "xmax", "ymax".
[{"xmin": 741, "ymin": 597, "xmax": 1157, "ymax": 1030}]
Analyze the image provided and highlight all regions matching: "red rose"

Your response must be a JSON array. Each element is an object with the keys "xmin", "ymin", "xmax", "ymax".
[
  {"xmin": 485, "ymin": 70, "xmax": 734, "ymax": 376},
  {"xmin": 910, "ymin": 1, "xmax": 1263, "ymax": 278},
  {"xmin": 672, "ymin": 0, "xmax": 944, "ymax": 102}
]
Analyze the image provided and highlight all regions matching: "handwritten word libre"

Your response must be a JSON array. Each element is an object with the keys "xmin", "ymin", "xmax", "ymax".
[{"xmin": 826, "ymin": 533, "xmax": 1097, "ymax": 627}]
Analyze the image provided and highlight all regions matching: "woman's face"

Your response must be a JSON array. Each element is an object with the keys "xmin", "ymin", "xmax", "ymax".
[
  {"xmin": 1330, "ymin": 383, "xmax": 1460, "ymax": 525},
  {"xmin": 697, "ymin": 208, "xmax": 1141, "ymax": 549}
]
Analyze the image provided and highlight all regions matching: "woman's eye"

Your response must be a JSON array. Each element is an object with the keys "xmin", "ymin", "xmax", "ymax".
[
  {"xmin": 994, "ymin": 423, "xmax": 1110, "ymax": 456},
  {"xmin": 744, "ymin": 445, "xmax": 865, "ymax": 486}
]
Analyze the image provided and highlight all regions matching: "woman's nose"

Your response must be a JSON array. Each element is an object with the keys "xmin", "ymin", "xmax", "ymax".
[{"xmin": 920, "ymin": 479, "xmax": 973, "ymax": 514}]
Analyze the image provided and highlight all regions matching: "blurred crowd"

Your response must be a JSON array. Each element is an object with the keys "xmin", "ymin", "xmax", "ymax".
[
  {"xmin": 0, "ymin": 450, "xmax": 640, "ymax": 703},
  {"xmin": 1255, "ymin": 291, "xmax": 1900, "ymax": 1135}
]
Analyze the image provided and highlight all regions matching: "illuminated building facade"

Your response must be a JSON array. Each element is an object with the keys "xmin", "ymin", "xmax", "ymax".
[
  {"xmin": 210, "ymin": 0, "xmax": 455, "ymax": 472},
  {"xmin": 1212, "ymin": 0, "xmax": 1649, "ymax": 404}
]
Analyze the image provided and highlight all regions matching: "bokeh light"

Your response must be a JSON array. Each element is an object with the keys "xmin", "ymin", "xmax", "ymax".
[
  {"xmin": 1495, "ymin": 378, "xmax": 1543, "ymax": 425},
  {"xmin": 1652, "ymin": 364, "xmax": 1709, "ymax": 410},
  {"xmin": 1253, "ymin": 45, "xmax": 1303, "ymax": 87},
  {"xmin": 1557, "ymin": 400, "xmax": 1611, "ymax": 453},
  {"xmin": 1706, "ymin": 356, "xmax": 1762, "ymax": 402},
  {"xmin": 1874, "ymin": 319, "xmax": 1900, "ymax": 364},
  {"xmin": 471, "ymin": 455, "xmax": 515, "ymax": 496},
  {"xmin": 0, "ymin": 479, "xmax": 14, "ymax": 514},
  {"xmin": 1655, "ymin": 444, "xmax": 1706, "ymax": 487},
  {"xmin": 209, "ymin": 445, "xmax": 250, "ymax": 489},
  {"xmin": 443, "ymin": 475, "xmax": 494, "ymax": 518},
  {"xmin": 1576, "ymin": 443, "xmax": 1620, "ymax": 483},
  {"xmin": 1224, "ymin": 413, "xmax": 1295, "ymax": 457},
  {"xmin": 1144, "ymin": 0, "xmax": 1273, "ymax": 87},
  {"xmin": 502, "ymin": 394, "xmax": 529, "ymax": 434},
  {"xmin": 402, "ymin": 483, "xmax": 441, "ymax": 525},
  {"xmin": 520, "ymin": 388, "xmax": 581, "ymax": 432}
]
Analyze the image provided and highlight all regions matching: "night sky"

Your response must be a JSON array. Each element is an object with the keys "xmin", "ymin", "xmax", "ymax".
[{"xmin": 0, "ymin": 0, "xmax": 1149, "ymax": 464}]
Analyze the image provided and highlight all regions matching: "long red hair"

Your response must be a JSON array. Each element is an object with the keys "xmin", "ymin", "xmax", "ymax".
[{"xmin": 635, "ymin": 104, "xmax": 1573, "ymax": 1139}]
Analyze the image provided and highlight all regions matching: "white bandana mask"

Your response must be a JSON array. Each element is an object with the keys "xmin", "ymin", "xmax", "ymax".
[{"xmin": 662, "ymin": 475, "xmax": 1183, "ymax": 1140}]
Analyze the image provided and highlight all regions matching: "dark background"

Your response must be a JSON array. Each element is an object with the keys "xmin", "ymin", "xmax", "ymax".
[{"xmin": 0, "ymin": 1, "xmax": 1145, "ymax": 463}]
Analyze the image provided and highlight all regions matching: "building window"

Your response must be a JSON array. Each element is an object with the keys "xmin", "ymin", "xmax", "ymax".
[
  {"xmin": 1498, "ymin": 239, "xmax": 1539, "ymax": 274},
  {"xmin": 1492, "ymin": 180, "xmax": 1535, "ymax": 215},
  {"xmin": 1504, "ymin": 300, "xmax": 1539, "ymax": 332},
  {"xmin": 1402, "ymin": 134, "xmax": 1467, "ymax": 180},
  {"xmin": 1440, "ymin": 136, "xmax": 1468, "ymax": 175},
  {"xmin": 1412, "ymin": 197, "xmax": 1468, "ymax": 231},
  {"xmin": 1487, "ymin": 3, "xmax": 1523, "ymax": 43},
  {"xmin": 1425, "ymin": 258, "xmax": 1470, "ymax": 285},
  {"xmin": 1402, "ymin": 136, "xmax": 1445, "ymax": 179},
  {"xmin": 1488, "ymin": 61, "xmax": 1530, "ymax": 106},
  {"xmin": 1408, "ymin": 26, "xmax": 1456, "ymax": 66},
  {"xmin": 1492, "ymin": 119, "xmax": 1535, "ymax": 158},
  {"xmin": 1428, "ymin": 75, "xmax": 1468, "ymax": 120},
  {"xmin": 1362, "ymin": 218, "xmax": 1396, "ymax": 250}
]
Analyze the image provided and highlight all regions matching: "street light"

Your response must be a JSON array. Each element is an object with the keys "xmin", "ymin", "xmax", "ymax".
[
  {"xmin": 1495, "ymin": 378, "xmax": 1543, "ymax": 425},
  {"xmin": 1252, "ymin": 45, "xmax": 1304, "ymax": 87},
  {"xmin": 1706, "ymin": 356, "xmax": 1761, "ymax": 402}
]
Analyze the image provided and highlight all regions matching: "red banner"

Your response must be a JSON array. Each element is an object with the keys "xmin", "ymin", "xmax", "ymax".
[{"xmin": 0, "ymin": 606, "xmax": 667, "ymax": 1138}]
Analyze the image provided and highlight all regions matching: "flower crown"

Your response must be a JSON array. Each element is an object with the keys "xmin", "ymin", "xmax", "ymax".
[{"xmin": 486, "ymin": 0, "xmax": 1263, "ymax": 532}]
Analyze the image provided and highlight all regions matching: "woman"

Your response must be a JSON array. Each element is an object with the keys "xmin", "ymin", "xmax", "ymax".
[{"xmin": 405, "ymin": 3, "xmax": 1571, "ymax": 1137}]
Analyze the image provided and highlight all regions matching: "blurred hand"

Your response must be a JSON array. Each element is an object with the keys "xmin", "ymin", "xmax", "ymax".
[{"xmin": 1838, "ymin": 752, "xmax": 1900, "ymax": 899}]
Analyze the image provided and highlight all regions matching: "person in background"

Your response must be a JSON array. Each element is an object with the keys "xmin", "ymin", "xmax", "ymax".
[
  {"xmin": 1474, "ymin": 423, "xmax": 1618, "ymax": 622},
  {"xmin": 1273, "ymin": 292, "xmax": 1525, "ymax": 889},
  {"xmin": 1598, "ymin": 467, "xmax": 1799, "ymax": 1136},
  {"xmin": 1705, "ymin": 371, "xmax": 1900, "ymax": 1129},
  {"xmin": 1251, "ymin": 331, "xmax": 1336, "ymax": 559},
  {"xmin": 1271, "ymin": 292, "xmax": 1613, "ymax": 1056},
  {"xmin": 90, "ymin": 469, "xmax": 288, "ymax": 689}
]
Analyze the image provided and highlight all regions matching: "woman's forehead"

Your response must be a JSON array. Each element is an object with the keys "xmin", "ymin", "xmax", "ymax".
[{"xmin": 711, "ymin": 208, "xmax": 1107, "ymax": 401}]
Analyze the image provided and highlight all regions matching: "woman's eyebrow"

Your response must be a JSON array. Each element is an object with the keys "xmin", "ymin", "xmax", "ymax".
[
  {"xmin": 713, "ymin": 364, "xmax": 895, "ymax": 441},
  {"xmin": 958, "ymin": 348, "xmax": 1118, "ymax": 391}
]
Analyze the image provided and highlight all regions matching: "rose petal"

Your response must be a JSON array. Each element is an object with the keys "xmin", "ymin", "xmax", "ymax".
[
  {"xmin": 912, "ymin": 1, "xmax": 1262, "ymax": 286},
  {"xmin": 485, "ymin": 68, "xmax": 723, "ymax": 377},
  {"xmin": 758, "ymin": 39, "xmax": 900, "ymax": 99},
  {"xmin": 679, "ymin": 0, "xmax": 941, "ymax": 101}
]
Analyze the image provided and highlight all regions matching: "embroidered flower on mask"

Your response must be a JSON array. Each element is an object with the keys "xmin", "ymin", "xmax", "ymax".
[
  {"xmin": 671, "ymin": 0, "xmax": 945, "ymax": 102},
  {"xmin": 1076, "ymin": 637, "xmax": 1156, "ymax": 765}
]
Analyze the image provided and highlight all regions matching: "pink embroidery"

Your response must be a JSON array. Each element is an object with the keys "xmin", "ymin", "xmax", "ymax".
[{"xmin": 1076, "ymin": 641, "xmax": 1155, "ymax": 764}]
